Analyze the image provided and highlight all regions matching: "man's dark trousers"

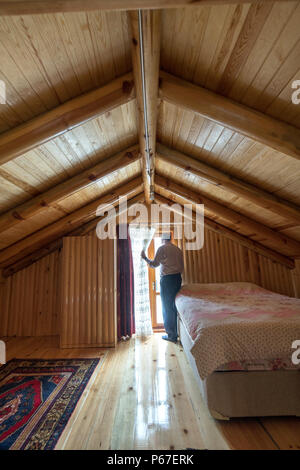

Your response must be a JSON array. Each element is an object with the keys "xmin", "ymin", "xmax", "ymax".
[{"xmin": 160, "ymin": 273, "xmax": 182, "ymax": 341}]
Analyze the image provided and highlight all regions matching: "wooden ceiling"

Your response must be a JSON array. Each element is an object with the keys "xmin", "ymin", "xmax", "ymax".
[{"xmin": 0, "ymin": 0, "xmax": 300, "ymax": 276}]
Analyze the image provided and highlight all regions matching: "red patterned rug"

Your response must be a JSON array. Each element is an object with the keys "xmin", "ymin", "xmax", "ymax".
[{"xmin": 0, "ymin": 357, "xmax": 102, "ymax": 449}]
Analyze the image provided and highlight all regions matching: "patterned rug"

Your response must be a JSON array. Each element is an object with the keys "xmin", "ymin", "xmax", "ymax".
[{"xmin": 0, "ymin": 357, "xmax": 102, "ymax": 449}]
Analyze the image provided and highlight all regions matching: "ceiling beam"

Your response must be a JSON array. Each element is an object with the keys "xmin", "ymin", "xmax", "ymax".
[
  {"xmin": 129, "ymin": 10, "xmax": 161, "ymax": 204},
  {"xmin": 0, "ymin": 176, "xmax": 143, "ymax": 268},
  {"xmin": 156, "ymin": 143, "xmax": 300, "ymax": 226},
  {"xmin": 0, "ymin": 145, "xmax": 139, "ymax": 235},
  {"xmin": 80, "ymin": 195, "xmax": 146, "ymax": 236},
  {"xmin": 154, "ymin": 193, "xmax": 295, "ymax": 269},
  {"xmin": 159, "ymin": 71, "xmax": 300, "ymax": 162},
  {"xmin": 2, "ymin": 192, "xmax": 144, "ymax": 278},
  {"xmin": 0, "ymin": 1, "xmax": 287, "ymax": 16},
  {"xmin": 0, "ymin": 72, "xmax": 135, "ymax": 166},
  {"xmin": 155, "ymin": 174, "xmax": 300, "ymax": 257}
]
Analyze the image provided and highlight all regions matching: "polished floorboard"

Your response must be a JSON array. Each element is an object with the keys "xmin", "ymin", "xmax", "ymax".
[{"xmin": 1, "ymin": 334, "xmax": 300, "ymax": 450}]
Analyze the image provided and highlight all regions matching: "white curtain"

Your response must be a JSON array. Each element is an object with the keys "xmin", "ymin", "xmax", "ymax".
[{"xmin": 129, "ymin": 226, "xmax": 156, "ymax": 337}]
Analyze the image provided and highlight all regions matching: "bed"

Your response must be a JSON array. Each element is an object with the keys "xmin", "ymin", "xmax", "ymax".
[{"xmin": 176, "ymin": 282, "xmax": 300, "ymax": 420}]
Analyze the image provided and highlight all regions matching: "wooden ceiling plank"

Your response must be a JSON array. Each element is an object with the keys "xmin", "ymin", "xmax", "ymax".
[
  {"xmin": 0, "ymin": 1, "xmax": 290, "ymax": 16},
  {"xmin": 154, "ymin": 193, "xmax": 295, "ymax": 269},
  {"xmin": 155, "ymin": 174, "xmax": 300, "ymax": 257},
  {"xmin": 159, "ymin": 71, "xmax": 300, "ymax": 161},
  {"xmin": 0, "ymin": 175, "xmax": 143, "ymax": 267},
  {"xmin": 0, "ymin": 72, "xmax": 135, "ymax": 166},
  {"xmin": 128, "ymin": 9, "xmax": 161, "ymax": 203},
  {"xmin": 156, "ymin": 143, "xmax": 300, "ymax": 226},
  {"xmin": 216, "ymin": 2, "xmax": 274, "ymax": 96},
  {"xmin": 2, "ymin": 192, "xmax": 144, "ymax": 278},
  {"xmin": 0, "ymin": 145, "xmax": 139, "ymax": 234}
]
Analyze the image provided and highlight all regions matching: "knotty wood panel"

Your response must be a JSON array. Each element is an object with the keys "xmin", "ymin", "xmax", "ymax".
[
  {"xmin": 179, "ymin": 227, "xmax": 295, "ymax": 298},
  {"xmin": 157, "ymin": 101, "xmax": 300, "ymax": 207},
  {"xmin": 0, "ymin": 235, "xmax": 117, "ymax": 342},
  {"xmin": 0, "ymin": 102, "xmax": 138, "ymax": 216},
  {"xmin": 0, "ymin": 159, "xmax": 141, "ymax": 251},
  {"xmin": 161, "ymin": 2, "xmax": 300, "ymax": 128},
  {"xmin": 0, "ymin": 11, "xmax": 132, "ymax": 133},
  {"xmin": 0, "ymin": 250, "xmax": 61, "ymax": 336},
  {"xmin": 60, "ymin": 236, "xmax": 117, "ymax": 348}
]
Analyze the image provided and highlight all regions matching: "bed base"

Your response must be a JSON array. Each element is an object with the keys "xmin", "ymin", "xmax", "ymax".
[{"xmin": 178, "ymin": 317, "xmax": 300, "ymax": 420}]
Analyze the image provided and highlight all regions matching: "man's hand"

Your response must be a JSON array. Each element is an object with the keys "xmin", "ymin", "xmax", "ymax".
[{"xmin": 141, "ymin": 250, "xmax": 147, "ymax": 260}]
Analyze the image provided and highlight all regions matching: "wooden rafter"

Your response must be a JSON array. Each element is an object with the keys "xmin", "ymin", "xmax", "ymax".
[
  {"xmin": 0, "ymin": 176, "xmax": 143, "ymax": 268},
  {"xmin": 154, "ymin": 193, "xmax": 295, "ymax": 269},
  {"xmin": 155, "ymin": 174, "xmax": 300, "ymax": 257},
  {"xmin": 156, "ymin": 144, "xmax": 300, "ymax": 226},
  {"xmin": 0, "ymin": 1, "xmax": 289, "ymax": 16},
  {"xmin": 159, "ymin": 71, "xmax": 300, "ymax": 162},
  {"xmin": 2, "ymin": 192, "xmax": 144, "ymax": 278},
  {"xmin": 129, "ymin": 10, "xmax": 161, "ymax": 204},
  {"xmin": 81, "ymin": 196, "xmax": 146, "ymax": 236},
  {"xmin": 0, "ymin": 145, "xmax": 139, "ymax": 234},
  {"xmin": 0, "ymin": 73, "xmax": 135, "ymax": 166}
]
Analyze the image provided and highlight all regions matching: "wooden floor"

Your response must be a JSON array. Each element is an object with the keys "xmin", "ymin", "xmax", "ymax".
[{"xmin": 2, "ymin": 334, "xmax": 300, "ymax": 450}]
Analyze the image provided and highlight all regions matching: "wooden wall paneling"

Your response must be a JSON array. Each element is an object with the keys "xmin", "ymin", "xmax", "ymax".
[
  {"xmin": 291, "ymin": 260, "xmax": 300, "ymax": 298},
  {"xmin": 60, "ymin": 236, "xmax": 116, "ymax": 348},
  {"xmin": 61, "ymin": 236, "xmax": 70, "ymax": 346},
  {"xmin": 41, "ymin": 254, "xmax": 51, "ymax": 335},
  {"xmin": 248, "ymin": 249, "xmax": 260, "ymax": 285},
  {"xmin": 182, "ymin": 226, "xmax": 295, "ymax": 297},
  {"xmin": 278, "ymin": 260, "xmax": 294, "ymax": 297},
  {"xmin": 186, "ymin": 242, "xmax": 192, "ymax": 283},
  {"xmin": 9, "ymin": 270, "xmax": 17, "ymax": 335},
  {"xmin": 198, "ymin": 234, "xmax": 205, "ymax": 282},
  {"xmin": 78, "ymin": 237, "xmax": 86, "ymax": 346},
  {"xmin": 0, "ymin": 251, "xmax": 61, "ymax": 337},
  {"xmin": 233, "ymin": 243, "xmax": 241, "ymax": 280},
  {"xmin": 23, "ymin": 262, "xmax": 32, "ymax": 336},
  {"xmin": 272, "ymin": 262, "xmax": 282, "ymax": 294},
  {"xmin": 1, "ymin": 276, "xmax": 10, "ymax": 335},
  {"xmin": 223, "ymin": 237, "xmax": 231, "ymax": 280},
  {"xmin": 101, "ymin": 236, "xmax": 108, "ymax": 345},
  {"xmin": 265, "ymin": 258, "xmax": 276, "ymax": 293},
  {"xmin": 265, "ymin": 258, "xmax": 278, "ymax": 294},
  {"xmin": 207, "ymin": 230, "xmax": 215, "ymax": 282},
  {"xmin": 36, "ymin": 256, "xmax": 45, "ymax": 336},
  {"xmin": 48, "ymin": 250, "xmax": 55, "ymax": 334},
  {"xmin": 110, "ymin": 238, "xmax": 117, "ymax": 346},
  {"xmin": 92, "ymin": 235, "xmax": 98, "ymax": 345},
  {"xmin": 199, "ymin": 229, "xmax": 206, "ymax": 282},
  {"xmin": 183, "ymin": 239, "xmax": 189, "ymax": 283},
  {"xmin": 216, "ymin": 234, "xmax": 223, "ymax": 282},
  {"xmin": 7, "ymin": 271, "xmax": 16, "ymax": 335},
  {"xmin": 73, "ymin": 237, "xmax": 80, "ymax": 347},
  {"xmin": 97, "ymin": 236, "xmax": 103, "ymax": 345}
]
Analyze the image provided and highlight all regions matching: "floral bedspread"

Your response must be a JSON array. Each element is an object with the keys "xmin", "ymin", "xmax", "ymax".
[
  {"xmin": 175, "ymin": 282, "xmax": 300, "ymax": 379},
  {"xmin": 216, "ymin": 357, "xmax": 299, "ymax": 372}
]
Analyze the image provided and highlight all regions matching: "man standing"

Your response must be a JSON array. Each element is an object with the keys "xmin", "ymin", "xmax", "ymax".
[{"xmin": 141, "ymin": 233, "xmax": 184, "ymax": 343}]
